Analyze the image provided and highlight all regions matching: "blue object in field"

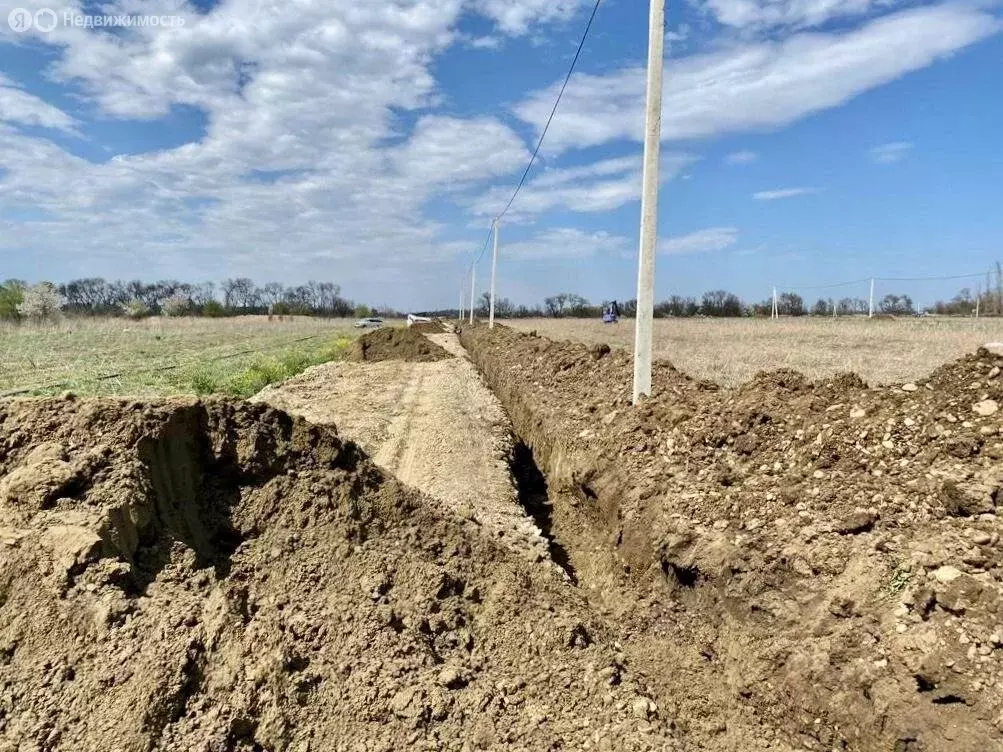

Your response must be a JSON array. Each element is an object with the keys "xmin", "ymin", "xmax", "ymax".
[{"xmin": 602, "ymin": 300, "xmax": 620, "ymax": 323}]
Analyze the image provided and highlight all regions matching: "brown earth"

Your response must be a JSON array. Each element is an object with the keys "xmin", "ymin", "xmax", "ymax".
[
  {"xmin": 254, "ymin": 331, "xmax": 550, "ymax": 562},
  {"xmin": 10, "ymin": 322, "xmax": 1003, "ymax": 751},
  {"xmin": 409, "ymin": 320, "xmax": 447, "ymax": 334},
  {"xmin": 0, "ymin": 396, "xmax": 686, "ymax": 751},
  {"xmin": 348, "ymin": 326, "xmax": 450, "ymax": 363},
  {"xmin": 460, "ymin": 323, "xmax": 1003, "ymax": 751}
]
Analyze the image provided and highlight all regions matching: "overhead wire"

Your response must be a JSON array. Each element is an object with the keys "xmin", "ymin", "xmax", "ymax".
[
  {"xmin": 875, "ymin": 272, "xmax": 989, "ymax": 283},
  {"xmin": 468, "ymin": 0, "xmax": 604, "ymax": 272},
  {"xmin": 774, "ymin": 271, "xmax": 990, "ymax": 292}
]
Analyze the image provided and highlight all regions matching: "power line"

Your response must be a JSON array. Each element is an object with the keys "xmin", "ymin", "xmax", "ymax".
[
  {"xmin": 774, "ymin": 277, "xmax": 871, "ymax": 291},
  {"xmin": 471, "ymin": 225, "xmax": 494, "ymax": 268},
  {"xmin": 875, "ymin": 272, "xmax": 988, "ymax": 283},
  {"xmin": 469, "ymin": 0, "xmax": 604, "ymax": 273},
  {"xmin": 495, "ymin": 0, "xmax": 603, "ymax": 224},
  {"xmin": 774, "ymin": 271, "xmax": 989, "ymax": 292}
]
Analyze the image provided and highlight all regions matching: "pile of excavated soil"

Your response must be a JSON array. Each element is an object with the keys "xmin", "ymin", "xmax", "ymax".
[
  {"xmin": 0, "ymin": 396, "xmax": 683, "ymax": 751},
  {"xmin": 461, "ymin": 324, "xmax": 1003, "ymax": 751},
  {"xmin": 409, "ymin": 319, "xmax": 446, "ymax": 334},
  {"xmin": 349, "ymin": 326, "xmax": 450, "ymax": 363}
]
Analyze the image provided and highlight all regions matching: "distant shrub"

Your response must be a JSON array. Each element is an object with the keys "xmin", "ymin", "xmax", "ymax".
[
  {"xmin": 354, "ymin": 304, "xmax": 372, "ymax": 318},
  {"xmin": 0, "ymin": 281, "xmax": 25, "ymax": 321},
  {"xmin": 17, "ymin": 282, "xmax": 64, "ymax": 321},
  {"xmin": 120, "ymin": 299, "xmax": 151, "ymax": 320},
  {"xmin": 202, "ymin": 301, "xmax": 225, "ymax": 318},
  {"xmin": 161, "ymin": 294, "xmax": 192, "ymax": 317}
]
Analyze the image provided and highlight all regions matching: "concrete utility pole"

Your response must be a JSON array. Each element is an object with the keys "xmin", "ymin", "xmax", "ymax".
[
  {"xmin": 469, "ymin": 265, "xmax": 476, "ymax": 325},
  {"xmin": 632, "ymin": 0, "xmax": 666, "ymax": 405},
  {"xmin": 772, "ymin": 287, "xmax": 778, "ymax": 319},
  {"xmin": 489, "ymin": 219, "xmax": 499, "ymax": 329},
  {"xmin": 868, "ymin": 278, "xmax": 875, "ymax": 318}
]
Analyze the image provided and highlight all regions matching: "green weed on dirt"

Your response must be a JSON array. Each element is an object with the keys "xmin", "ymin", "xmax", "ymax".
[{"xmin": 178, "ymin": 335, "xmax": 353, "ymax": 397}]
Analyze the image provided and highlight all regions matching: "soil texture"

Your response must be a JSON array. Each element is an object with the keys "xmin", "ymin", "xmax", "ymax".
[{"xmin": 460, "ymin": 323, "xmax": 1003, "ymax": 752}]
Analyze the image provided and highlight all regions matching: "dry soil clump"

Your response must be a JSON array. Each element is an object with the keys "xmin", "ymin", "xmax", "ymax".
[
  {"xmin": 0, "ymin": 395, "xmax": 681, "ymax": 751},
  {"xmin": 348, "ymin": 326, "xmax": 450, "ymax": 363}
]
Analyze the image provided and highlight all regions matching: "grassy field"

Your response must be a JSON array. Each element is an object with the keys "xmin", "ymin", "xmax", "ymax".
[
  {"xmin": 0, "ymin": 316, "xmax": 360, "ymax": 398},
  {"xmin": 505, "ymin": 316, "xmax": 1003, "ymax": 386}
]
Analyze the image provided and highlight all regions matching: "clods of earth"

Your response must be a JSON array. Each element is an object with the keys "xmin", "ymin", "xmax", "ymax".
[
  {"xmin": 461, "ymin": 325, "xmax": 1003, "ymax": 752},
  {"xmin": 347, "ymin": 326, "xmax": 450, "ymax": 363},
  {"xmin": 4, "ymin": 324, "xmax": 1003, "ymax": 751}
]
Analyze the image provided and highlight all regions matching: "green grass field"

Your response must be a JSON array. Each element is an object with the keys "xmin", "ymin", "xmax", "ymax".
[{"xmin": 0, "ymin": 316, "xmax": 360, "ymax": 399}]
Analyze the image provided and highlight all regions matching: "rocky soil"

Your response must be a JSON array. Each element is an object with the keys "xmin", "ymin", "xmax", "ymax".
[
  {"xmin": 460, "ymin": 324, "xmax": 1003, "ymax": 752},
  {"xmin": 0, "ymin": 396, "xmax": 684, "ymax": 751}
]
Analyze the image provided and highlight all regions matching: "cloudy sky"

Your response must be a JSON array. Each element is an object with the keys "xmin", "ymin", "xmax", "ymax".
[{"xmin": 0, "ymin": 0, "xmax": 1000, "ymax": 309}]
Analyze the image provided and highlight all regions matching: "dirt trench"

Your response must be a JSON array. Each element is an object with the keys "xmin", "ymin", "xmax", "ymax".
[
  {"xmin": 0, "ymin": 394, "xmax": 688, "ymax": 751},
  {"xmin": 459, "ymin": 323, "xmax": 1003, "ymax": 752}
]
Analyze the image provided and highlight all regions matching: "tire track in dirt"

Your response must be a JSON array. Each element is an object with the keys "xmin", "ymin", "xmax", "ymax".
[
  {"xmin": 255, "ymin": 332, "xmax": 552, "ymax": 563},
  {"xmin": 374, "ymin": 363, "xmax": 424, "ymax": 476}
]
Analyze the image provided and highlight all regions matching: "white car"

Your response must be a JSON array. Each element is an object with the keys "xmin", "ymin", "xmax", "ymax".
[{"xmin": 353, "ymin": 317, "xmax": 384, "ymax": 329}]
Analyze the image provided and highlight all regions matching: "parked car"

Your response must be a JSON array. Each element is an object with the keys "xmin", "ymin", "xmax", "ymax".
[{"xmin": 353, "ymin": 317, "xmax": 384, "ymax": 329}]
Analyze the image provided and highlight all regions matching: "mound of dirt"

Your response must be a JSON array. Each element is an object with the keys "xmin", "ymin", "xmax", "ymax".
[
  {"xmin": 0, "ymin": 395, "xmax": 681, "ymax": 751},
  {"xmin": 349, "ymin": 326, "xmax": 450, "ymax": 362},
  {"xmin": 461, "ymin": 325, "xmax": 1003, "ymax": 751},
  {"xmin": 409, "ymin": 319, "xmax": 446, "ymax": 334}
]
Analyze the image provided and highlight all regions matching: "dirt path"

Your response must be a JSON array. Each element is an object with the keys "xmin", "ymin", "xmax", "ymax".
[{"xmin": 255, "ymin": 332, "xmax": 550, "ymax": 562}]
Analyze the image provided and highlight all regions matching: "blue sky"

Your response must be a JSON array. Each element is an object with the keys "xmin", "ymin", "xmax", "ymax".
[{"xmin": 0, "ymin": 0, "xmax": 1000, "ymax": 310}]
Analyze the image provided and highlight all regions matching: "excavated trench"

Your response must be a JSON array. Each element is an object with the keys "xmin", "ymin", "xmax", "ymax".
[
  {"xmin": 509, "ymin": 440, "xmax": 577, "ymax": 582},
  {"xmin": 458, "ymin": 323, "xmax": 1003, "ymax": 752}
]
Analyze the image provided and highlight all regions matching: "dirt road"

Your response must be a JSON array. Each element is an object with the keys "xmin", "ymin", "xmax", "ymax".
[{"xmin": 256, "ymin": 331, "xmax": 550, "ymax": 562}]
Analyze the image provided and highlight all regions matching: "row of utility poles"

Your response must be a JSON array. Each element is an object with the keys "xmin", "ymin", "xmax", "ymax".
[{"xmin": 461, "ymin": 0, "xmax": 665, "ymax": 405}]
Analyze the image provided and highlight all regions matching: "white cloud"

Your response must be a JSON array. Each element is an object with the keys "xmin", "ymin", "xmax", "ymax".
[
  {"xmin": 869, "ymin": 140, "xmax": 914, "ymax": 163},
  {"xmin": 659, "ymin": 227, "xmax": 739, "ymax": 255},
  {"xmin": 514, "ymin": 4, "xmax": 1001, "ymax": 153},
  {"xmin": 465, "ymin": 34, "xmax": 503, "ymax": 49},
  {"xmin": 725, "ymin": 150, "xmax": 758, "ymax": 165},
  {"xmin": 0, "ymin": 80, "xmax": 78, "ymax": 133},
  {"xmin": 0, "ymin": 0, "xmax": 538, "ymax": 307},
  {"xmin": 702, "ymin": 0, "xmax": 880, "ymax": 31},
  {"xmin": 753, "ymin": 187, "xmax": 816, "ymax": 199},
  {"xmin": 393, "ymin": 115, "xmax": 530, "ymax": 187},
  {"xmin": 500, "ymin": 228, "xmax": 630, "ymax": 260},
  {"xmin": 469, "ymin": 152, "xmax": 697, "ymax": 219},
  {"xmin": 469, "ymin": 0, "xmax": 591, "ymax": 35}
]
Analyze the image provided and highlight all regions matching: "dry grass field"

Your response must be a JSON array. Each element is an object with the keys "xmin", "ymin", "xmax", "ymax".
[
  {"xmin": 0, "ymin": 315, "xmax": 360, "ymax": 398},
  {"xmin": 504, "ymin": 316, "xmax": 1003, "ymax": 386}
]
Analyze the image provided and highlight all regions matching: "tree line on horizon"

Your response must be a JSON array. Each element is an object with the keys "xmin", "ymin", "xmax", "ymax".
[
  {"xmin": 0, "ymin": 277, "xmax": 393, "ymax": 322},
  {"xmin": 428, "ymin": 290, "xmax": 920, "ymax": 319},
  {"xmin": 0, "ymin": 275, "xmax": 990, "ymax": 323}
]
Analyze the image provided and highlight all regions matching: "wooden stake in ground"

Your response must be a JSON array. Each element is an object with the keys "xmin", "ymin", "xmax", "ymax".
[{"xmin": 632, "ymin": 0, "xmax": 665, "ymax": 405}]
